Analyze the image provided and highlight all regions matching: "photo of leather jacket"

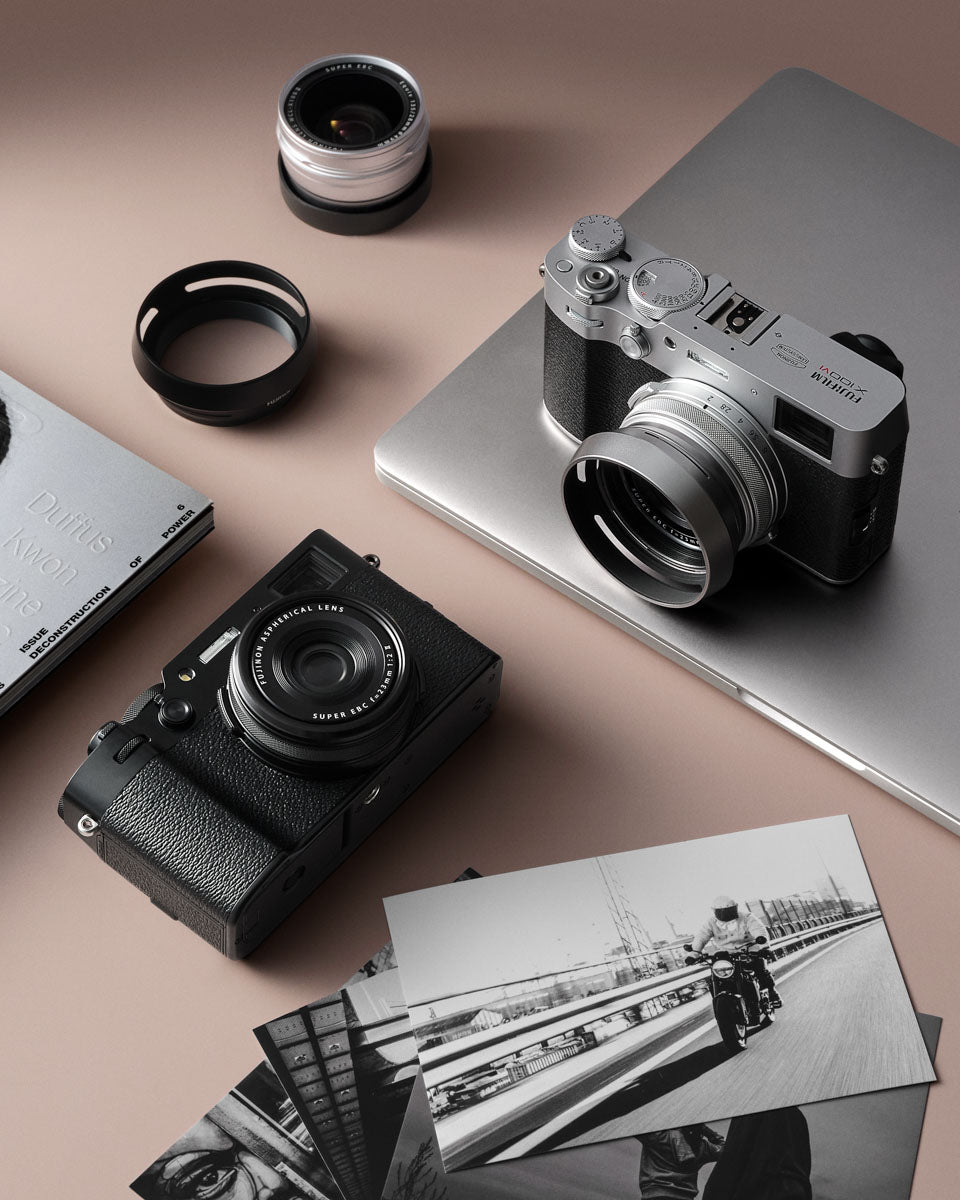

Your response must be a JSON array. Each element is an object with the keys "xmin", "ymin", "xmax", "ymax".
[{"xmin": 637, "ymin": 1124, "xmax": 726, "ymax": 1198}]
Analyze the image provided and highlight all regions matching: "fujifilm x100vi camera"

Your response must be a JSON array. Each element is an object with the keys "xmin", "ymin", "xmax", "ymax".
[
  {"xmin": 542, "ymin": 214, "xmax": 909, "ymax": 607},
  {"xmin": 60, "ymin": 530, "xmax": 502, "ymax": 956}
]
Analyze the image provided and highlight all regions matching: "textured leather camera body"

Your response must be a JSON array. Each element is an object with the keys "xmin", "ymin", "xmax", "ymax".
[{"xmin": 60, "ymin": 531, "xmax": 502, "ymax": 957}]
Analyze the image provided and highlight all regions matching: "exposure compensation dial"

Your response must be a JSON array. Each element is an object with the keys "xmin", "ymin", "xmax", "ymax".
[{"xmin": 568, "ymin": 214, "xmax": 626, "ymax": 262}]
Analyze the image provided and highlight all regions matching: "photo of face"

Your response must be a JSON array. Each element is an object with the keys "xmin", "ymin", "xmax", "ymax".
[
  {"xmin": 130, "ymin": 1062, "xmax": 339, "ymax": 1200},
  {"xmin": 138, "ymin": 1118, "xmax": 296, "ymax": 1200}
]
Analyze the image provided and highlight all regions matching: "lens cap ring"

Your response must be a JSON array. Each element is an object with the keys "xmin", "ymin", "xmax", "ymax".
[
  {"xmin": 278, "ymin": 146, "xmax": 433, "ymax": 235},
  {"xmin": 133, "ymin": 260, "xmax": 318, "ymax": 426},
  {"xmin": 563, "ymin": 430, "xmax": 740, "ymax": 607}
]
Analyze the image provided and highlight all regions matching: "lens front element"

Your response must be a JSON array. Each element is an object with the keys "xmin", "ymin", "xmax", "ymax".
[
  {"xmin": 225, "ymin": 594, "xmax": 417, "ymax": 774},
  {"xmin": 294, "ymin": 70, "xmax": 407, "ymax": 149}
]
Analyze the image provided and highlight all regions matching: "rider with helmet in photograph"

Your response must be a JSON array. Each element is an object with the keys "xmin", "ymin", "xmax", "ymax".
[{"xmin": 691, "ymin": 896, "xmax": 782, "ymax": 1009}]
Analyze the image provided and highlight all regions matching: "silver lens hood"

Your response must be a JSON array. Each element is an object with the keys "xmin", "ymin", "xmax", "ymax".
[
  {"xmin": 563, "ymin": 379, "xmax": 786, "ymax": 607},
  {"xmin": 564, "ymin": 430, "xmax": 739, "ymax": 606}
]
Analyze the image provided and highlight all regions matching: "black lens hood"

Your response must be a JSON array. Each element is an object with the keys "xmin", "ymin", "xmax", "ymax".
[
  {"xmin": 132, "ymin": 260, "xmax": 318, "ymax": 426},
  {"xmin": 278, "ymin": 145, "xmax": 432, "ymax": 235}
]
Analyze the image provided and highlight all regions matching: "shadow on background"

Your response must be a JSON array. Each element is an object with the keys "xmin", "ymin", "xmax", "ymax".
[
  {"xmin": 540, "ymin": 1039, "xmax": 741, "ymax": 1149},
  {"xmin": 403, "ymin": 125, "xmax": 579, "ymax": 236}
]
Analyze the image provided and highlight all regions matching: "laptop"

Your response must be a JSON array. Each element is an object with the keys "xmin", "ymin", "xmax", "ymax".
[{"xmin": 375, "ymin": 69, "xmax": 960, "ymax": 835}]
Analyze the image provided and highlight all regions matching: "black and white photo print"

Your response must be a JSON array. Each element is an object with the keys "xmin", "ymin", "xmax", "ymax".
[
  {"xmin": 383, "ymin": 1013, "xmax": 939, "ymax": 1200},
  {"xmin": 129, "ymin": 1060, "xmax": 341, "ymax": 1200},
  {"xmin": 255, "ymin": 969, "xmax": 418, "ymax": 1200},
  {"xmin": 385, "ymin": 817, "xmax": 936, "ymax": 1170},
  {"xmin": 0, "ymin": 394, "xmax": 10, "ymax": 467}
]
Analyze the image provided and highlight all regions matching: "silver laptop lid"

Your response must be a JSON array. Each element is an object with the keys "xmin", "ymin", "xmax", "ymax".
[{"xmin": 375, "ymin": 69, "xmax": 960, "ymax": 834}]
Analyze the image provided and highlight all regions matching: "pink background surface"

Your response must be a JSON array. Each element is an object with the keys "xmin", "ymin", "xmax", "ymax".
[{"xmin": 0, "ymin": 2, "xmax": 957, "ymax": 1195}]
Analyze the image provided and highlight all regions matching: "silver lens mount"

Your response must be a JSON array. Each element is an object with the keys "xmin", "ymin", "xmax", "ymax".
[
  {"xmin": 563, "ymin": 378, "xmax": 787, "ymax": 607},
  {"xmin": 277, "ymin": 55, "xmax": 430, "ymax": 231}
]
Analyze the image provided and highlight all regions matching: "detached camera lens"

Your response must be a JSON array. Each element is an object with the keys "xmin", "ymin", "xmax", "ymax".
[
  {"xmin": 224, "ymin": 594, "xmax": 418, "ymax": 774},
  {"xmin": 277, "ymin": 55, "xmax": 432, "ymax": 234},
  {"xmin": 563, "ymin": 379, "xmax": 787, "ymax": 607}
]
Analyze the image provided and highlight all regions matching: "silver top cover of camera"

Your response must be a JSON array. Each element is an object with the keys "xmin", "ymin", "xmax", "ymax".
[{"xmin": 544, "ymin": 220, "xmax": 907, "ymax": 478}]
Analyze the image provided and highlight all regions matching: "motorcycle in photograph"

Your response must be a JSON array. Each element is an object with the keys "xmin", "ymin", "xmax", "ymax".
[{"xmin": 684, "ymin": 939, "xmax": 776, "ymax": 1053}]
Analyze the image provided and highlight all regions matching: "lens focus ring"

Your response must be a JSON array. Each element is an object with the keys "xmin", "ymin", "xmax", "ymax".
[{"xmin": 627, "ymin": 385, "xmax": 782, "ymax": 547}]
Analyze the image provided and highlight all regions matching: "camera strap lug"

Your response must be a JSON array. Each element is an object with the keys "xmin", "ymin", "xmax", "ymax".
[{"xmin": 62, "ymin": 722, "xmax": 159, "ymax": 827}]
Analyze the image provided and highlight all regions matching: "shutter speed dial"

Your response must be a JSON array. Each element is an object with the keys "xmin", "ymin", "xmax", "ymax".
[
  {"xmin": 568, "ymin": 215, "xmax": 626, "ymax": 262},
  {"xmin": 628, "ymin": 257, "xmax": 706, "ymax": 322}
]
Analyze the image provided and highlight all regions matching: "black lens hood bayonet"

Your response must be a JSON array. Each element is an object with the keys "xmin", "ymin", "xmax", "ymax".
[{"xmin": 133, "ymin": 260, "xmax": 318, "ymax": 426}]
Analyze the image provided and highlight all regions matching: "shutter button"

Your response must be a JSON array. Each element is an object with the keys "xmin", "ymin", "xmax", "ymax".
[{"xmin": 158, "ymin": 697, "xmax": 195, "ymax": 729}]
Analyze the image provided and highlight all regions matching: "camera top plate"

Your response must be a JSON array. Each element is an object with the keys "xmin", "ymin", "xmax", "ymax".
[{"xmin": 375, "ymin": 68, "xmax": 960, "ymax": 836}]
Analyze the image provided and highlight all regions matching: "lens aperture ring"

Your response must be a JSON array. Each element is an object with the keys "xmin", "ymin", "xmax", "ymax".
[
  {"xmin": 624, "ymin": 382, "xmax": 785, "ymax": 549},
  {"xmin": 562, "ymin": 380, "xmax": 787, "ymax": 607}
]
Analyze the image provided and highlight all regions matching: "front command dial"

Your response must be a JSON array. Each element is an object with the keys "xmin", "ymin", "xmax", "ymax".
[{"xmin": 568, "ymin": 214, "xmax": 626, "ymax": 262}]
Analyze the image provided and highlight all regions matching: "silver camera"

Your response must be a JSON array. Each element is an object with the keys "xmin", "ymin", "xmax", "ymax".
[{"xmin": 543, "ymin": 215, "xmax": 909, "ymax": 607}]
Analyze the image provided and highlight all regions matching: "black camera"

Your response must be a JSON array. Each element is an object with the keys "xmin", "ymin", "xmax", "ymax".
[
  {"xmin": 543, "ymin": 215, "xmax": 909, "ymax": 607},
  {"xmin": 59, "ymin": 531, "xmax": 502, "ymax": 957}
]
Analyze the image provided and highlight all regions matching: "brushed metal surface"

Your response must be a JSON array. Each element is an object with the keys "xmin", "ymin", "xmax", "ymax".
[{"xmin": 375, "ymin": 69, "xmax": 960, "ymax": 833}]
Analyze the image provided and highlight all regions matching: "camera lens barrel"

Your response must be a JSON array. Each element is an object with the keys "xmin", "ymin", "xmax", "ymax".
[
  {"xmin": 563, "ymin": 379, "xmax": 786, "ymax": 607},
  {"xmin": 223, "ymin": 593, "xmax": 418, "ymax": 775},
  {"xmin": 277, "ymin": 55, "xmax": 431, "ymax": 234}
]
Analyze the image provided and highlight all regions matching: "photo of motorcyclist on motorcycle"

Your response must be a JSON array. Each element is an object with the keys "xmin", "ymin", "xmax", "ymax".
[
  {"xmin": 683, "ymin": 895, "xmax": 784, "ymax": 1053},
  {"xmin": 388, "ymin": 816, "xmax": 936, "ymax": 1165},
  {"xmin": 690, "ymin": 896, "xmax": 782, "ymax": 1009}
]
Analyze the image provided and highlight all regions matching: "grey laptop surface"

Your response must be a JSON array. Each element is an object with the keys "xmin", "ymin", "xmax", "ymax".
[{"xmin": 375, "ymin": 69, "xmax": 960, "ymax": 834}]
